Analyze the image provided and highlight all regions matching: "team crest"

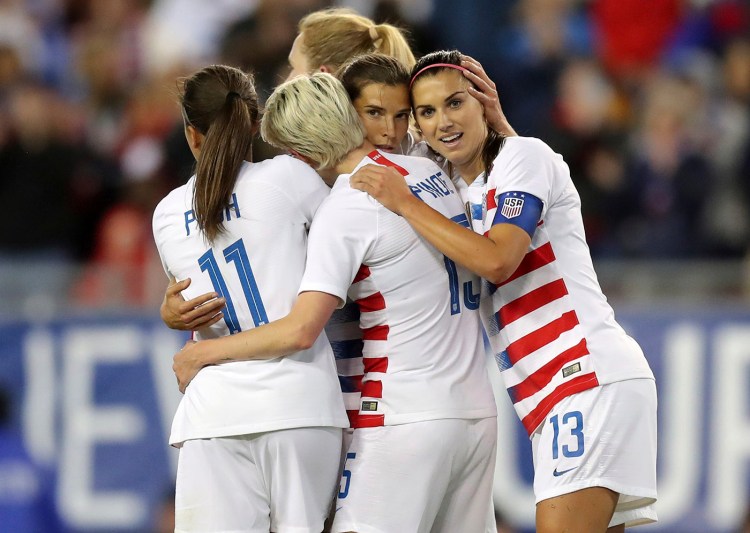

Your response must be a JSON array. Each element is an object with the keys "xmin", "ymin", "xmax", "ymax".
[{"xmin": 501, "ymin": 196, "xmax": 524, "ymax": 219}]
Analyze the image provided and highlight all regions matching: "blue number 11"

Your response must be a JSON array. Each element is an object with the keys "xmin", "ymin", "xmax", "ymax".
[{"xmin": 198, "ymin": 238, "xmax": 268, "ymax": 333}]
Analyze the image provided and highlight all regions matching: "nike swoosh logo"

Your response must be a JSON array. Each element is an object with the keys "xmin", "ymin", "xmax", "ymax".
[{"xmin": 553, "ymin": 467, "xmax": 577, "ymax": 477}]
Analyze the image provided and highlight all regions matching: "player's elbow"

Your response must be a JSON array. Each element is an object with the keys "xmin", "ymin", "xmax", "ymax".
[
  {"xmin": 484, "ymin": 270, "xmax": 509, "ymax": 286},
  {"xmin": 293, "ymin": 334, "xmax": 316, "ymax": 351},
  {"xmin": 480, "ymin": 240, "xmax": 527, "ymax": 285},
  {"xmin": 288, "ymin": 323, "xmax": 319, "ymax": 351},
  {"xmin": 482, "ymin": 259, "xmax": 515, "ymax": 286}
]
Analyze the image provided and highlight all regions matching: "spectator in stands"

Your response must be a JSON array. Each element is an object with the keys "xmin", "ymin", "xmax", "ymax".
[{"xmin": 619, "ymin": 72, "xmax": 715, "ymax": 258}]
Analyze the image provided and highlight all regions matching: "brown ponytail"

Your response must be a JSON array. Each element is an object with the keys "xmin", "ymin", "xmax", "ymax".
[{"xmin": 180, "ymin": 65, "xmax": 259, "ymax": 243}]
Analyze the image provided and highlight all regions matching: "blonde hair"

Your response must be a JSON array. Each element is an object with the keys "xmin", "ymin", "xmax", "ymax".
[
  {"xmin": 261, "ymin": 73, "xmax": 365, "ymax": 170},
  {"xmin": 299, "ymin": 8, "xmax": 416, "ymax": 72}
]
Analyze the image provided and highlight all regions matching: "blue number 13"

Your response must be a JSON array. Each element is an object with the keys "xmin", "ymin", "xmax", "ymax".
[
  {"xmin": 198, "ymin": 238, "xmax": 268, "ymax": 333},
  {"xmin": 550, "ymin": 411, "xmax": 584, "ymax": 459}
]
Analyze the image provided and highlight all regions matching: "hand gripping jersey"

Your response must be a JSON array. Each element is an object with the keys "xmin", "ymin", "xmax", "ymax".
[
  {"xmin": 480, "ymin": 137, "xmax": 654, "ymax": 436},
  {"xmin": 299, "ymin": 150, "xmax": 497, "ymax": 428},
  {"xmin": 152, "ymin": 155, "xmax": 349, "ymax": 446}
]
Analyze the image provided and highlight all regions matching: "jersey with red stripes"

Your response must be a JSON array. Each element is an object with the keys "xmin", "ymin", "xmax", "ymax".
[
  {"xmin": 299, "ymin": 150, "xmax": 497, "ymax": 428},
  {"xmin": 479, "ymin": 137, "xmax": 654, "ymax": 436}
]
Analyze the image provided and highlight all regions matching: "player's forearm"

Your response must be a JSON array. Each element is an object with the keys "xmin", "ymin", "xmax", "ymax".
[
  {"xmin": 199, "ymin": 317, "xmax": 320, "ymax": 365},
  {"xmin": 191, "ymin": 291, "xmax": 338, "ymax": 366},
  {"xmin": 398, "ymin": 195, "xmax": 512, "ymax": 284}
]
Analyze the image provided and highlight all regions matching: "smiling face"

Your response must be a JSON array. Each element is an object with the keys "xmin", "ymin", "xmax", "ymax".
[
  {"xmin": 353, "ymin": 82, "xmax": 411, "ymax": 153},
  {"xmin": 411, "ymin": 69, "xmax": 488, "ymax": 179}
]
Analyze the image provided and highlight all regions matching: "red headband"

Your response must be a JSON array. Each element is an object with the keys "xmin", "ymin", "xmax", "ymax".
[{"xmin": 409, "ymin": 63, "xmax": 468, "ymax": 90}]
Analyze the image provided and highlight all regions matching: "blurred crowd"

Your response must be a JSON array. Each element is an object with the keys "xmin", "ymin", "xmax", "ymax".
[{"xmin": 0, "ymin": 0, "xmax": 748, "ymax": 309}]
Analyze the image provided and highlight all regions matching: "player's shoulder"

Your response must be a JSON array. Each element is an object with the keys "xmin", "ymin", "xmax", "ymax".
[
  {"xmin": 500, "ymin": 136, "xmax": 559, "ymax": 162},
  {"xmin": 152, "ymin": 180, "xmax": 192, "ymax": 241},
  {"xmin": 153, "ymin": 180, "xmax": 192, "ymax": 220},
  {"xmin": 243, "ymin": 154, "xmax": 319, "ymax": 183},
  {"xmin": 373, "ymin": 151, "xmax": 444, "ymax": 180},
  {"xmin": 318, "ymin": 173, "xmax": 377, "ymax": 220},
  {"xmin": 379, "ymin": 151, "xmax": 441, "ymax": 169}
]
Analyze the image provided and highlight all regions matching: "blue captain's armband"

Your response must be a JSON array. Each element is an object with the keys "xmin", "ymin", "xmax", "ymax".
[{"xmin": 492, "ymin": 191, "xmax": 543, "ymax": 238}]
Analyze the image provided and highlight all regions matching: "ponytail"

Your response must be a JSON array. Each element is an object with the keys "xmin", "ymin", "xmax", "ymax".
[
  {"xmin": 371, "ymin": 24, "xmax": 416, "ymax": 69},
  {"xmin": 181, "ymin": 65, "xmax": 259, "ymax": 244},
  {"xmin": 299, "ymin": 8, "xmax": 415, "ymax": 72}
]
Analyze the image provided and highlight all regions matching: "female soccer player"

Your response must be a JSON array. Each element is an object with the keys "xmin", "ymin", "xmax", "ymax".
[
  {"xmin": 158, "ymin": 7, "xmax": 418, "ymax": 328},
  {"xmin": 161, "ymin": 49, "xmax": 514, "ymax": 328},
  {"xmin": 338, "ymin": 53, "xmax": 413, "ymax": 156},
  {"xmin": 152, "ymin": 64, "xmax": 348, "ymax": 533},
  {"xmin": 172, "ymin": 72, "xmax": 499, "ymax": 533},
  {"xmin": 287, "ymin": 7, "xmax": 513, "ymax": 141},
  {"xmin": 350, "ymin": 50, "xmax": 658, "ymax": 533}
]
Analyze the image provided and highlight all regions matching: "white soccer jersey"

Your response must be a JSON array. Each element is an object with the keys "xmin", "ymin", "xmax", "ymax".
[
  {"xmin": 480, "ymin": 137, "xmax": 654, "ymax": 436},
  {"xmin": 325, "ymin": 300, "xmax": 363, "ymax": 426},
  {"xmin": 152, "ymin": 155, "xmax": 349, "ymax": 446},
  {"xmin": 299, "ymin": 150, "xmax": 497, "ymax": 428},
  {"xmin": 404, "ymin": 132, "xmax": 451, "ymax": 174}
]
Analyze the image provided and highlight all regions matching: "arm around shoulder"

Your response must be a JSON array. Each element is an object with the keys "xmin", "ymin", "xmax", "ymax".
[
  {"xmin": 350, "ymin": 163, "xmax": 531, "ymax": 285},
  {"xmin": 398, "ymin": 195, "xmax": 530, "ymax": 285}
]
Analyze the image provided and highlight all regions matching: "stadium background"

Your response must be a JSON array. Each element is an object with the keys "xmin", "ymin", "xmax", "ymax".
[{"xmin": 0, "ymin": 0, "xmax": 749, "ymax": 531}]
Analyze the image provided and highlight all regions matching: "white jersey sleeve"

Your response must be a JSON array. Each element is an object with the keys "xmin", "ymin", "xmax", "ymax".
[
  {"xmin": 488, "ymin": 137, "xmax": 557, "ymax": 219},
  {"xmin": 299, "ymin": 189, "xmax": 378, "ymax": 305}
]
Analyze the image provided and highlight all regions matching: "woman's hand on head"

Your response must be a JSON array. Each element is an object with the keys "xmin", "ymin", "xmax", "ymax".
[
  {"xmin": 161, "ymin": 277, "xmax": 226, "ymax": 331},
  {"xmin": 460, "ymin": 54, "xmax": 517, "ymax": 137},
  {"xmin": 350, "ymin": 164, "xmax": 414, "ymax": 215}
]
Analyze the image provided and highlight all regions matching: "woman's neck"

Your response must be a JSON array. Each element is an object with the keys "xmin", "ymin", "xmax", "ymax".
[
  {"xmin": 334, "ymin": 140, "xmax": 376, "ymax": 176},
  {"xmin": 454, "ymin": 159, "xmax": 484, "ymax": 186}
]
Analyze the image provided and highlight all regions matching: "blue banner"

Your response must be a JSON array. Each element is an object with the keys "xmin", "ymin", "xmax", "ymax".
[{"xmin": 0, "ymin": 308, "xmax": 748, "ymax": 532}]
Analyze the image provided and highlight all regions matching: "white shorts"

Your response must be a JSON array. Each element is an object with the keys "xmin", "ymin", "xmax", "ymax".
[
  {"xmin": 175, "ymin": 427, "xmax": 342, "ymax": 533},
  {"xmin": 331, "ymin": 417, "xmax": 497, "ymax": 533},
  {"xmin": 531, "ymin": 378, "xmax": 658, "ymax": 528}
]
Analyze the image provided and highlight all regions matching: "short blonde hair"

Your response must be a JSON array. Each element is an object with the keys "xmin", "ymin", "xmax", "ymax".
[
  {"xmin": 261, "ymin": 73, "xmax": 365, "ymax": 169},
  {"xmin": 299, "ymin": 8, "xmax": 416, "ymax": 72}
]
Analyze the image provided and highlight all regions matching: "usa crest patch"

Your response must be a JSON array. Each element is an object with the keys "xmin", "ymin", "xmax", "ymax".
[{"xmin": 501, "ymin": 196, "xmax": 524, "ymax": 219}]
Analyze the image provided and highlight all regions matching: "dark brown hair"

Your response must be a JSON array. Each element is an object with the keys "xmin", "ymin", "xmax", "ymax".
[
  {"xmin": 337, "ymin": 53, "xmax": 410, "ymax": 103},
  {"xmin": 410, "ymin": 50, "xmax": 505, "ymax": 178},
  {"xmin": 180, "ymin": 65, "xmax": 259, "ymax": 243}
]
